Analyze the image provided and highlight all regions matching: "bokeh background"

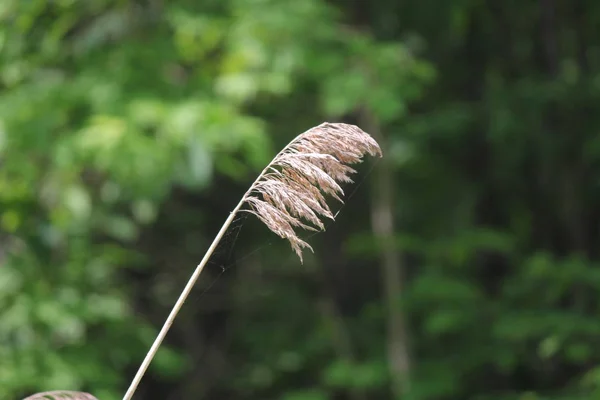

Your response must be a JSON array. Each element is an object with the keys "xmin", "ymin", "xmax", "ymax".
[{"xmin": 2, "ymin": 0, "xmax": 600, "ymax": 399}]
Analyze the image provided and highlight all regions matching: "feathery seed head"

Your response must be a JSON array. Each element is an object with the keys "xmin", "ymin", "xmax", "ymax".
[{"xmin": 243, "ymin": 122, "xmax": 382, "ymax": 262}]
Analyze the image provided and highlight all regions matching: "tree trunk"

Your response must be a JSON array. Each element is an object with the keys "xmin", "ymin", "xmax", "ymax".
[{"xmin": 361, "ymin": 109, "xmax": 411, "ymax": 398}]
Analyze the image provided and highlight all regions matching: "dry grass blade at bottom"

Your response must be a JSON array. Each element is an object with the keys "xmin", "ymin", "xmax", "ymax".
[
  {"xmin": 22, "ymin": 391, "xmax": 99, "ymax": 400},
  {"xmin": 242, "ymin": 122, "xmax": 382, "ymax": 261}
]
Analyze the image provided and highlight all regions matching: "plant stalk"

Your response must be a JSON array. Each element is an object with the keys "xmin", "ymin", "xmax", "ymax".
[
  {"xmin": 122, "ymin": 136, "xmax": 297, "ymax": 400},
  {"xmin": 122, "ymin": 206, "xmax": 241, "ymax": 400},
  {"xmin": 361, "ymin": 108, "xmax": 411, "ymax": 397}
]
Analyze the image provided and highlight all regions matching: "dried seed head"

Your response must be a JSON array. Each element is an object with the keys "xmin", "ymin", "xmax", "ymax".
[
  {"xmin": 242, "ymin": 122, "xmax": 382, "ymax": 262},
  {"xmin": 22, "ymin": 391, "xmax": 99, "ymax": 400}
]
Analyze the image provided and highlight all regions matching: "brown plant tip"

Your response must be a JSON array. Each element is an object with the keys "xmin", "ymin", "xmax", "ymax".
[
  {"xmin": 22, "ymin": 391, "xmax": 99, "ymax": 400},
  {"xmin": 242, "ymin": 122, "xmax": 382, "ymax": 262}
]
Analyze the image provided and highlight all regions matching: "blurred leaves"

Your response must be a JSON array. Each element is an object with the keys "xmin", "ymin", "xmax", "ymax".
[{"xmin": 2, "ymin": 0, "xmax": 600, "ymax": 400}]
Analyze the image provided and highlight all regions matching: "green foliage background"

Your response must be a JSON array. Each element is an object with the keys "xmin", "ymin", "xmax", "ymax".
[{"xmin": 2, "ymin": 0, "xmax": 600, "ymax": 399}]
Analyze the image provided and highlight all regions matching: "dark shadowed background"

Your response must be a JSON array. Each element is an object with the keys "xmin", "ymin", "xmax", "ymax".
[{"xmin": 2, "ymin": 0, "xmax": 600, "ymax": 399}]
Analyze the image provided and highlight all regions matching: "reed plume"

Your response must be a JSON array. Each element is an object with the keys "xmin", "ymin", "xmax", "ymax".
[
  {"xmin": 24, "ymin": 122, "xmax": 381, "ymax": 400},
  {"xmin": 243, "ymin": 122, "xmax": 382, "ymax": 261},
  {"xmin": 121, "ymin": 122, "xmax": 381, "ymax": 400}
]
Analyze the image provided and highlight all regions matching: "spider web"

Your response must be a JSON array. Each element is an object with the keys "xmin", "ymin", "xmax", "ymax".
[
  {"xmin": 192, "ymin": 213, "xmax": 249, "ymax": 298},
  {"xmin": 182, "ymin": 159, "xmax": 379, "ymax": 400},
  {"xmin": 192, "ymin": 158, "xmax": 379, "ymax": 298}
]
